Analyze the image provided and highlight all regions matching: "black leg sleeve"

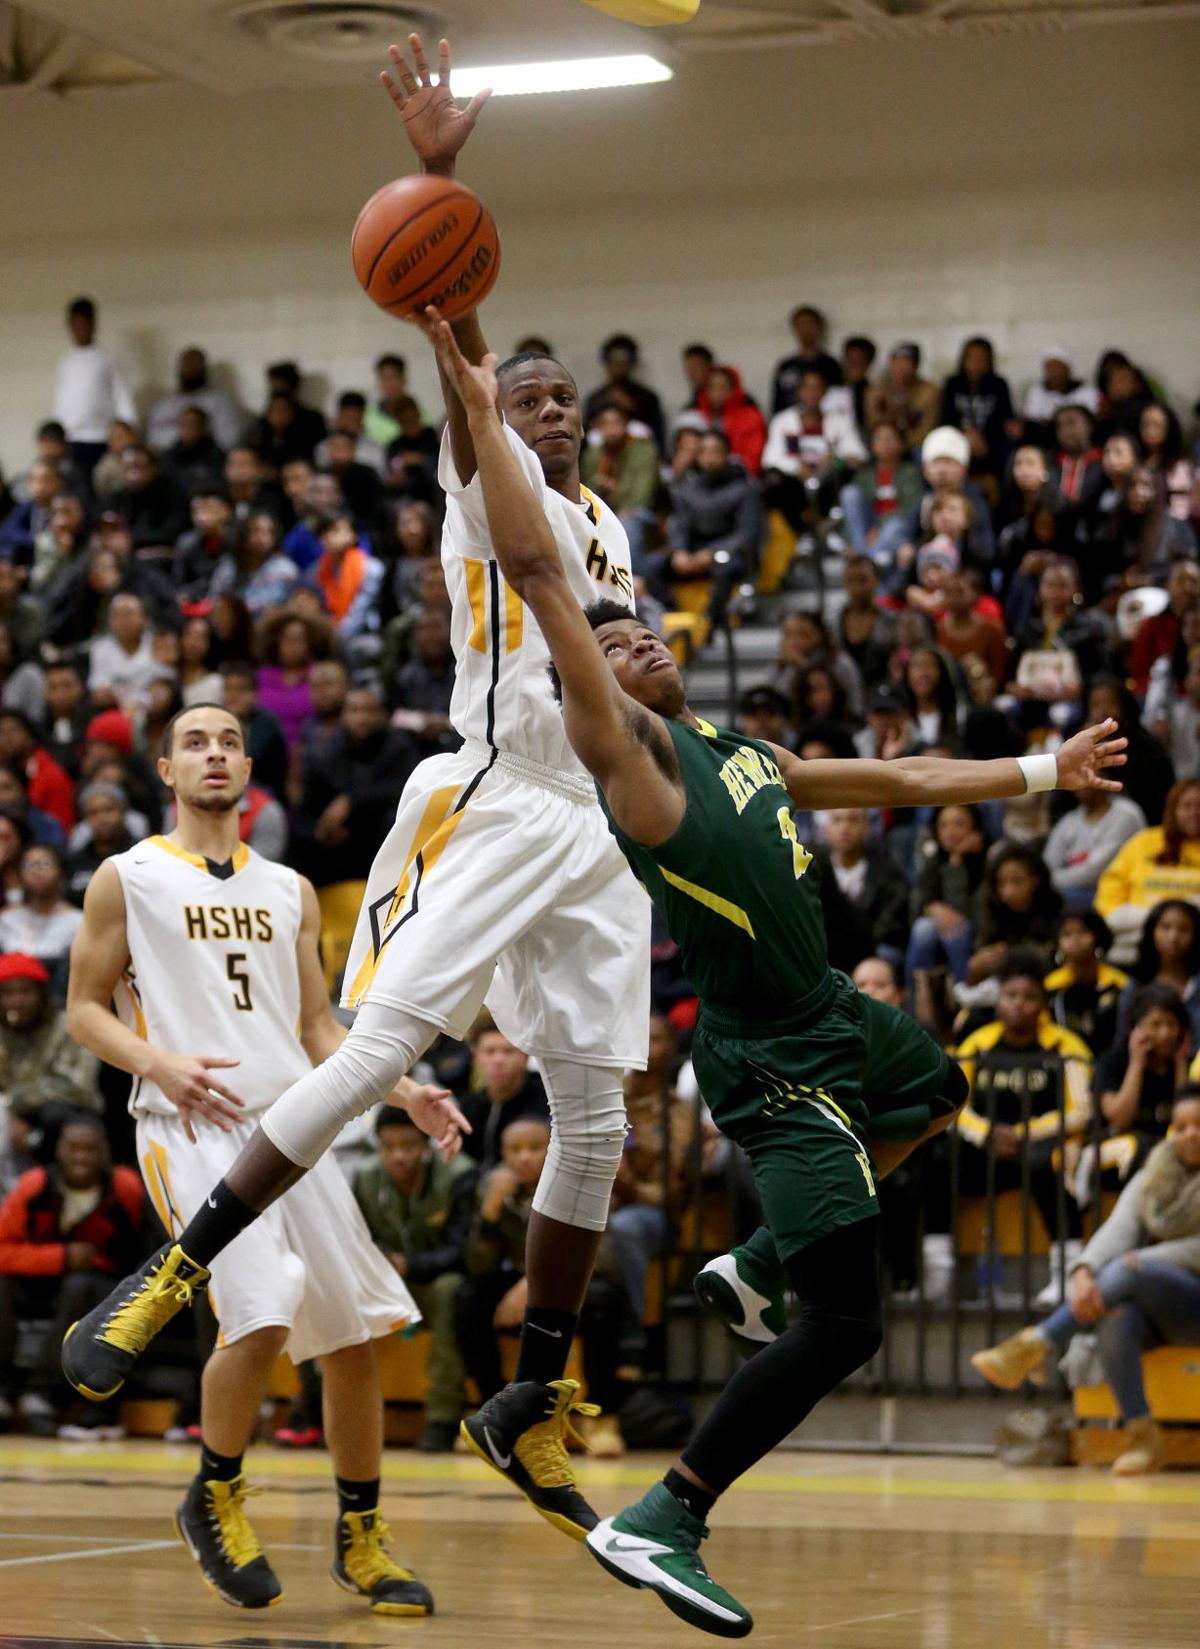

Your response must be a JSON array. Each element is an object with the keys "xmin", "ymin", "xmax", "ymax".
[{"xmin": 681, "ymin": 1217, "xmax": 883, "ymax": 1496}]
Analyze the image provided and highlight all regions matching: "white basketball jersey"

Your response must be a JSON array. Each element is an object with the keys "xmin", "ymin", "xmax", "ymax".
[
  {"xmin": 438, "ymin": 426, "xmax": 635, "ymax": 774},
  {"xmin": 112, "ymin": 836, "xmax": 312, "ymax": 1118}
]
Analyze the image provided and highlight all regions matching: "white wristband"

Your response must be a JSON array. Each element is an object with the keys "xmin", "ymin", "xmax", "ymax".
[{"xmin": 1017, "ymin": 753, "xmax": 1058, "ymax": 794}]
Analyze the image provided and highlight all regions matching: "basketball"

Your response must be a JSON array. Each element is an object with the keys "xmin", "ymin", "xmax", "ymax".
[{"xmin": 351, "ymin": 174, "xmax": 500, "ymax": 323}]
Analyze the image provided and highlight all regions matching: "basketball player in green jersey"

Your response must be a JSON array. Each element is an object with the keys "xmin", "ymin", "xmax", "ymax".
[{"xmin": 425, "ymin": 310, "xmax": 1126, "ymax": 1638}]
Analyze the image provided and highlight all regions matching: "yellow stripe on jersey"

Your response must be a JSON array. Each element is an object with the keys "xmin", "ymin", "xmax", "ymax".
[
  {"xmin": 345, "ymin": 785, "xmax": 464, "ymax": 1008},
  {"xmin": 146, "ymin": 835, "xmax": 249, "ymax": 875},
  {"xmin": 465, "ymin": 558, "xmax": 488, "ymax": 653},
  {"xmin": 694, "ymin": 718, "xmax": 719, "ymax": 738},
  {"xmin": 579, "ymin": 484, "xmax": 602, "ymax": 521},
  {"xmin": 503, "ymin": 575, "xmax": 523, "ymax": 654},
  {"xmin": 122, "ymin": 972, "xmax": 148, "ymax": 1040},
  {"xmin": 659, "ymin": 866, "xmax": 756, "ymax": 938}
]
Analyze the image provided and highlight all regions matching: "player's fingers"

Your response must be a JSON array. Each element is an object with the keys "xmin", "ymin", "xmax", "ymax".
[
  {"xmin": 182, "ymin": 1113, "xmax": 197, "ymax": 1146},
  {"xmin": 481, "ymin": 352, "xmax": 500, "ymax": 374},
  {"xmin": 202, "ymin": 1079, "xmax": 247, "ymax": 1107},
  {"xmin": 1093, "ymin": 777, "xmax": 1124, "ymax": 792},
  {"xmin": 439, "ymin": 1098, "xmax": 472, "ymax": 1133},
  {"xmin": 389, "ymin": 43, "xmax": 419, "ymax": 95},
  {"xmin": 199, "ymin": 1056, "xmax": 241, "ymax": 1069},
  {"xmin": 379, "ymin": 70, "xmax": 406, "ymax": 108},
  {"xmin": 462, "ymin": 88, "xmax": 492, "ymax": 127},
  {"xmin": 409, "ymin": 31, "xmax": 431, "ymax": 85},
  {"xmin": 437, "ymin": 36, "xmax": 450, "ymax": 85}
]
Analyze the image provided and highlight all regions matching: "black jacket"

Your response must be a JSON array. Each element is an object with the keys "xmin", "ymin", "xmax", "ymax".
[
  {"xmin": 291, "ymin": 725, "xmax": 420, "ymax": 884},
  {"xmin": 815, "ymin": 843, "xmax": 910, "ymax": 954}
]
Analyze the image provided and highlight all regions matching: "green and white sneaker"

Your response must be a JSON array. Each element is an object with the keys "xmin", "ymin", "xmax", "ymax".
[
  {"xmin": 586, "ymin": 1483, "xmax": 752, "ymax": 1639},
  {"xmin": 695, "ymin": 1245, "xmax": 787, "ymax": 1358}
]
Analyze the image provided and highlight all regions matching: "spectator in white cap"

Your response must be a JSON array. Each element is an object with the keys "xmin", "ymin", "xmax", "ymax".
[
  {"xmin": 1022, "ymin": 346, "xmax": 1101, "ymax": 444},
  {"xmin": 867, "ymin": 425, "xmax": 995, "ymax": 580}
]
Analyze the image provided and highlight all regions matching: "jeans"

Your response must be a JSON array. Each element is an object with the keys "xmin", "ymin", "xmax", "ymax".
[
  {"xmin": 838, "ymin": 485, "xmax": 879, "ymax": 556},
  {"xmin": 1041, "ymin": 1256, "xmax": 1200, "ymax": 1419},
  {"xmin": 607, "ymin": 1204, "xmax": 670, "ymax": 1323},
  {"xmin": 906, "ymin": 913, "xmax": 974, "ymax": 985}
]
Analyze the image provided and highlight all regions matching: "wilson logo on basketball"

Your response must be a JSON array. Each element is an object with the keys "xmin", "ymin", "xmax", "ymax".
[
  {"xmin": 424, "ymin": 243, "xmax": 495, "ymax": 310},
  {"xmin": 385, "ymin": 211, "xmax": 461, "ymax": 287}
]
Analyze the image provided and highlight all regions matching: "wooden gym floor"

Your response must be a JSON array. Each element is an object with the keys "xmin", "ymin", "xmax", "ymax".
[{"xmin": 1, "ymin": 1438, "xmax": 1197, "ymax": 1648}]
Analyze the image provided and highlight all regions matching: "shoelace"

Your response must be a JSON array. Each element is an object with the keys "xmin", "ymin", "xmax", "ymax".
[
  {"xmin": 101, "ymin": 1262, "xmax": 201, "ymax": 1354},
  {"xmin": 343, "ymin": 1516, "xmax": 414, "ymax": 1586},
  {"xmin": 517, "ymin": 1379, "xmax": 601, "ymax": 1487},
  {"xmin": 207, "ymin": 1479, "xmax": 264, "ymax": 1570}
]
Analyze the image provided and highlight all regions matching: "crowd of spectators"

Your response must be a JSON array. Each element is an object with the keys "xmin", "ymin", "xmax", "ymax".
[{"xmin": 1, "ymin": 292, "xmax": 1198, "ymax": 1448}]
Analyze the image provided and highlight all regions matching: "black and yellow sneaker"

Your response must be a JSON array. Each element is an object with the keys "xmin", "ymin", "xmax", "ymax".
[
  {"xmin": 175, "ymin": 1473, "xmax": 282, "ymax": 1609},
  {"xmin": 331, "ymin": 1509, "xmax": 433, "ymax": 1615},
  {"xmin": 460, "ymin": 1378, "xmax": 600, "ymax": 1541},
  {"xmin": 62, "ymin": 1244, "xmax": 209, "ymax": 1401}
]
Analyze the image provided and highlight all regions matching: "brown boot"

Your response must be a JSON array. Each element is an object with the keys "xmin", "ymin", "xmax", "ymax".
[
  {"xmin": 1112, "ymin": 1416, "xmax": 1166, "ymax": 1476},
  {"xmin": 971, "ymin": 1327, "xmax": 1049, "ymax": 1391}
]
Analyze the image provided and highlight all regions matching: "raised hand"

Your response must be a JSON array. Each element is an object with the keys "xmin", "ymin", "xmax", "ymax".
[
  {"xmin": 381, "ymin": 34, "xmax": 491, "ymax": 175},
  {"xmin": 1054, "ymin": 718, "xmax": 1127, "ymax": 793},
  {"xmin": 423, "ymin": 307, "xmax": 498, "ymax": 415}
]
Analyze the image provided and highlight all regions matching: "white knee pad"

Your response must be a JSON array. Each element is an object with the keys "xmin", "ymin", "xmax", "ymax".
[
  {"xmin": 261, "ymin": 999, "xmax": 439, "ymax": 1170},
  {"xmin": 532, "ymin": 1058, "xmax": 628, "ymax": 1233}
]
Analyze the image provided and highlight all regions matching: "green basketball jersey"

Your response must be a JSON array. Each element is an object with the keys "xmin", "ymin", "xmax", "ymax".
[{"xmin": 598, "ymin": 716, "xmax": 830, "ymax": 1014}]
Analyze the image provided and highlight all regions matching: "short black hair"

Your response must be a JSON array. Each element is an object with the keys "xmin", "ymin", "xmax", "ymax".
[
  {"xmin": 1127, "ymin": 983, "xmax": 1192, "ymax": 1038},
  {"xmin": 683, "ymin": 343, "xmax": 714, "ymax": 363},
  {"xmin": 189, "ymin": 480, "xmax": 231, "ymax": 503},
  {"xmin": 160, "ymin": 699, "xmax": 241, "ymax": 758},
  {"xmin": 268, "ymin": 360, "xmax": 300, "ymax": 390},
  {"xmin": 790, "ymin": 303, "xmax": 826, "ymax": 328},
  {"xmin": 496, "ymin": 351, "xmax": 574, "ymax": 389},
  {"xmin": 583, "ymin": 598, "xmax": 638, "ymax": 631},
  {"xmin": 37, "ymin": 420, "xmax": 67, "ymax": 442},
  {"xmin": 844, "ymin": 335, "xmax": 877, "ymax": 361},
  {"xmin": 699, "ymin": 426, "xmax": 732, "ymax": 450},
  {"xmin": 374, "ymin": 353, "xmax": 406, "ymax": 374},
  {"xmin": 799, "ymin": 365, "xmax": 830, "ymax": 386},
  {"xmin": 338, "ymin": 390, "xmax": 367, "ymax": 412},
  {"xmin": 318, "ymin": 511, "xmax": 357, "ymax": 539},
  {"xmin": 1056, "ymin": 907, "xmax": 1113, "ymax": 952},
  {"xmin": 601, "ymin": 333, "xmax": 639, "ymax": 359},
  {"xmin": 68, "ymin": 296, "xmax": 95, "ymax": 321},
  {"xmin": 375, "ymin": 1103, "xmax": 417, "ymax": 1135},
  {"xmin": 998, "ymin": 949, "xmax": 1049, "ymax": 992},
  {"xmin": 221, "ymin": 660, "xmax": 257, "ymax": 686}
]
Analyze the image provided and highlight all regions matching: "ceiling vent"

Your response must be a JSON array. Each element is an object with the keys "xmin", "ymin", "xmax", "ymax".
[{"xmin": 227, "ymin": 3, "xmax": 444, "ymax": 62}]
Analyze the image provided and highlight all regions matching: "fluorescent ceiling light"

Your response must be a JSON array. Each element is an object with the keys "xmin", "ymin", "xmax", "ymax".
[{"xmin": 452, "ymin": 55, "xmax": 672, "ymax": 98}]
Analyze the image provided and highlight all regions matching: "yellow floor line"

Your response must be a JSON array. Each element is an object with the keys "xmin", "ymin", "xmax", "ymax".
[{"xmin": 3, "ymin": 1440, "xmax": 1198, "ymax": 1507}]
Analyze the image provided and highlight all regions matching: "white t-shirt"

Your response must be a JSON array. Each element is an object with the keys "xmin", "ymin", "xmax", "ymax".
[{"xmin": 54, "ymin": 346, "xmax": 136, "ymax": 443}]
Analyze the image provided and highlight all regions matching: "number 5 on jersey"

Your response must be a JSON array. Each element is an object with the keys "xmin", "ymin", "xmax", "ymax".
[
  {"xmin": 776, "ymin": 807, "xmax": 813, "ymax": 880},
  {"xmin": 226, "ymin": 952, "xmax": 253, "ymax": 1012}
]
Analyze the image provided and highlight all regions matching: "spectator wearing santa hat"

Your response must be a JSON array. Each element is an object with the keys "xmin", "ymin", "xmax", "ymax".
[{"xmin": 0, "ymin": 954, "xmax": 101, "ymax": 1144}]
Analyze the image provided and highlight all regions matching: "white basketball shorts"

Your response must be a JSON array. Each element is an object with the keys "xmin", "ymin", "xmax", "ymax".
[
  {"xmin": 135, "ymin": 1110, "xmax": 418, "ymax": 1363},
  {"xmin": 341, "ymin": 741, "xmax": 651, "ymax": 1070}
]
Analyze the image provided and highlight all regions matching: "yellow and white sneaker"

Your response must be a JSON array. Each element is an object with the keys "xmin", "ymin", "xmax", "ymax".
[
  {"xmin": 176, "ymin": 1473, "xmax": 282, "ymax": 1609},
  {"xmin": 63, "ymin": 1243, "xmax": 209, "ymax": 1400}
]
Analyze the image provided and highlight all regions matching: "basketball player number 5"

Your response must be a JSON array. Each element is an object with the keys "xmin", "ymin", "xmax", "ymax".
[
  {"xmin": 776, "ymin": 807, "xmax": 813, "ymax": 879},
  {"xmin": 226, "ymin": 953, "xmax": 253, "ymax": 1013}
]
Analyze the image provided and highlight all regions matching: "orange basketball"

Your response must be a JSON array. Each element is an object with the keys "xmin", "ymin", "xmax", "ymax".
[{"xmin": 351, "ymin": 175, "xmax": 501, "ymax": 323}]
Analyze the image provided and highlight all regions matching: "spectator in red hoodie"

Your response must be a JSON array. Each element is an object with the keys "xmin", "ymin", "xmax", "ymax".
[
  {"xmin": 1130, "ymin": 560, "xmax": 1200, "ymax": 695},
  {"xmin": 0, "ymin": 1111, "xmax": 142, "ymax": 1435},
  {"xmin": 0, "ymin": 710, "xmax": 75, "ymax": 833},
  {"xmin": 696, "ymin": 365, "xmax": 767, "ymax": 476}
]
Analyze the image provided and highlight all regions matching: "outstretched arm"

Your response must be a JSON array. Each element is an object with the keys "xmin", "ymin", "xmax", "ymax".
[
  {"xmin": 382, "ymin": 34, "xmax": 492, "ymax": 482},
  {"xmin": 425, "ymin": 312, "xmax": 685, "ymax": 845},
  {"xmin": 769, "ymin": 720, "xmax": 1126, "ymax": 811}
]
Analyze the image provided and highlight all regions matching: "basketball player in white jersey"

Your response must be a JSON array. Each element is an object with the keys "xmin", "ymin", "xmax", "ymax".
[
  {"xmin": 64, "ymin": 35, "xmax": 650, "ymax": 1542},
  {"xmin": 65, "ymin": 703, "xmax": 466, "ymax": 1615}
]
